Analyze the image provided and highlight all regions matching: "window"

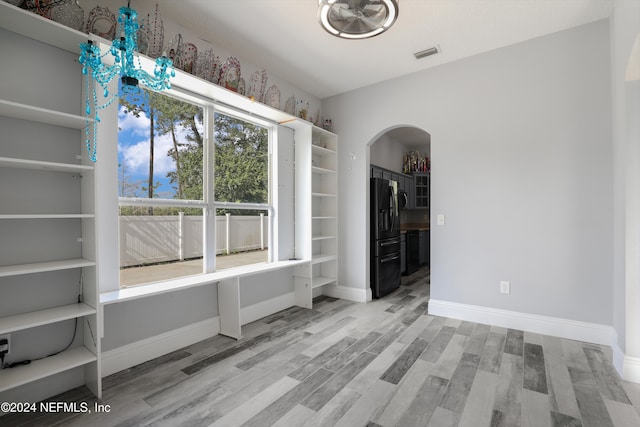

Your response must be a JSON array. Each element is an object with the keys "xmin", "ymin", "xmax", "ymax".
[{"xmin": 118, "ymin": 87, "xmax": 272, "ymax": 288}]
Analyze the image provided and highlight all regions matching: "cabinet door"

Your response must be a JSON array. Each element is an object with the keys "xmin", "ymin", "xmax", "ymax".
[
  {"xmin": 419, "ymin": 231, "xmax": 426, "ymax": 265},
  {"xmin": 397, "ymin": 175, "xmax": 405, "ymax": 192},
  {"xmin": 414, "ymin": 173, "xmax": 430, "ymax": 209},
  {"xmin": 425, "ymin": 230, "xmax": 430, "ymax": 266},
  {"xmin": 400, "ymin": 233, "xmax": 406, "ymax": 275}
]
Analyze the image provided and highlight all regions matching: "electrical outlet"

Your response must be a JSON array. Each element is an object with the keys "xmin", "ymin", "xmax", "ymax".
[
  {"xmin": 0, "ymin": 334, "xmax": 10, "ymax": 355},
  {"xmin": 500, "ymin": 281, "xmax": 510, "ymax": 294}
]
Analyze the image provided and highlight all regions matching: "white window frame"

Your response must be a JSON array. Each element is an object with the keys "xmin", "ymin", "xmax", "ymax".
[{"xmin": 117, "ymin": 89, "xmax": 275, "ymax": 286}]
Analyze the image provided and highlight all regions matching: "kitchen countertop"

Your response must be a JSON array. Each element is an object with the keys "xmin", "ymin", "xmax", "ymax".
[{"xmin": 401, "ymin": 223, "xmax": 430, "ymax": 231}]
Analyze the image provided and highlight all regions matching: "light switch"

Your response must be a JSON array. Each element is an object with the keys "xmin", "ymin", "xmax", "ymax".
[{"xmin": 437, "ymin": 214, "xmax": 445, "ymax": 225}]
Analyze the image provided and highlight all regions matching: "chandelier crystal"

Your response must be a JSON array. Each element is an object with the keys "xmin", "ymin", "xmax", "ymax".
[{"xmin": 79, "ymin": 2, "xmax": 175, "ymax": 162}]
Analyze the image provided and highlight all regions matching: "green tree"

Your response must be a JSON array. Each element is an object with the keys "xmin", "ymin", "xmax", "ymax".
[
  {"xmin": 120, "ymin": 90, "xmax": 268, "ymax": 215},
  {"xmin": 155, "ymin": 95, "xmax": 203, "ymax": 200},
  {"xmin": 213, "ymin": 112, "xmax": 268, "ymax": 213}
]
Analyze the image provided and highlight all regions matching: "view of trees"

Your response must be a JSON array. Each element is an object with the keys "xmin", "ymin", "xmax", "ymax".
[{"xmin": 118, "ymin": 87, "xmax": 269, "ymax": 214}]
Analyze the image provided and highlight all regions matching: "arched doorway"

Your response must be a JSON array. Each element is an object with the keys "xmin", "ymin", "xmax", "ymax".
[{"xmin": 368, "ymin": 125, "xmax": 431, "ymax": 298}]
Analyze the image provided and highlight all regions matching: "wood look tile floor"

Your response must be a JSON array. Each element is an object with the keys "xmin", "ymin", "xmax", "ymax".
[{"xmin": 3, "ymin": 267, "xmax": 640, "ymax": 426}]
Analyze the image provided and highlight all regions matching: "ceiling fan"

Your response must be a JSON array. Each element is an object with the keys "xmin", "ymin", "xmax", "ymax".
[{"xmin": 318, "ymin": 0, "xmax": 399, "ymax": 39}]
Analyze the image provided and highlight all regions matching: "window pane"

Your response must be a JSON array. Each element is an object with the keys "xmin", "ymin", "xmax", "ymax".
[
  {"xmin": 118, "ymin": 87, "xmax": 204, "ymax": 200},
  {"xmin": 215, "ymin": 209, "xmax": 268, "ymax": 271},
  {"xmin": 214, "ymin": 112, "xmax": 269, "ymax": 204},
  {"xmin": 119, "ymin": 206, "xmax": 203, "ymax": 287}
]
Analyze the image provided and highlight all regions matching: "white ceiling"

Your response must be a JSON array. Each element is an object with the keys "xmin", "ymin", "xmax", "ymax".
[{"xmin": 160, "ymin": 0, "xmax": 613, "ymax": 100}]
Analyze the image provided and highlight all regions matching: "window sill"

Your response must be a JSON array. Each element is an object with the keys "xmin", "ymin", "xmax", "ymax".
[{"xmin": 100, "ymin": 259, "xmax": 308, "ymax": 306}]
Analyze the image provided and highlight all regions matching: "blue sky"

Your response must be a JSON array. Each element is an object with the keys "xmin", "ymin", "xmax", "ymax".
[{"xmin": 118, "ymin": 105, "xmax": 202, "ymax": 199}]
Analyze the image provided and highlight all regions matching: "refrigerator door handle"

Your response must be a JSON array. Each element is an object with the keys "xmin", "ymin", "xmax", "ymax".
[{"xmin": 390, "ymin": 187, "xmax": 396, "ymax": 231}]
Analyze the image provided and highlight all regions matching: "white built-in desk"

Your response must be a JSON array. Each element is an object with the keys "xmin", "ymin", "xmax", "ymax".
[{"xmin": 100, "ymin": 259, "xmax": 309, "ymax": 339}]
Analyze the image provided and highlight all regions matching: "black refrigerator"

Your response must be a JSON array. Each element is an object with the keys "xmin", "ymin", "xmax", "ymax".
[{"xmin": 371, "ymin": 177, "xmax": 401, "ymax": 298}]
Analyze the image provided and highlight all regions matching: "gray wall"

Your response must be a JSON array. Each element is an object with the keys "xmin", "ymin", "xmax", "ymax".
[{"xmin": 323, "ymin": 20, "xmax": 614, "ymax": 325}]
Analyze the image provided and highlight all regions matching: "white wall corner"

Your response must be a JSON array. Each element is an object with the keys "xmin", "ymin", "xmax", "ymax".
[
  {"xmin": 623, "ymin": 356, "xmax": 640, "ymax": 384},
  {"xmin": 322, "ymin": 284, "xmax": 369, "ymax": 303},
  {"xmin": 614, "ymin": 343, "xmax": 640, "ymax": 384},
  {"xmin": 101, "ymin": 317, "xmax": 220, "ymax": 377}
]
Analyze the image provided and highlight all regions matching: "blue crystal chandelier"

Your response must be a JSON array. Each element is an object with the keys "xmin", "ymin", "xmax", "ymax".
[{"xmin": 79, "ymin": 1, "xmax": 175, "ymax": 162}]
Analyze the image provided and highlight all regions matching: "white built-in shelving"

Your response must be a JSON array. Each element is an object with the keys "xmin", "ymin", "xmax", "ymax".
[
  {"xmin": 0, "ymin": 259, "xmax": 97, "ymax": 278},
  {"xmin": 0, "ymin": 303, "xmax": 97, "ymax": 335},
  {"xmin": 0, "ymin": 99, "xmax": 91, "ymax": 129},
  {"xmin": 0, "ymin": 1, "xmax": 101, "ymax": 403},
  {"xmin": 0, "ymin": 347, "xmax": 97, "ymax": 393},
  {"xmin": 0, "ymin": 156, "xmax": 94, "ymax": 173},
  {"xmin": 291, "ymin": 121, "xmax": 338, "ymax": 307}
]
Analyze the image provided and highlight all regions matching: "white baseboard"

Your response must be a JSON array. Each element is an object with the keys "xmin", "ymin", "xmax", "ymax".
[
  {"xmin": 614, "ymin": 343, "xmax": 640, "ymax": 383},
  {"xmin": 322, "ymin": 284, "xmax": 369, "ymax": 303},
  {"xmin": 241, "ymin": 292, "xmax": 296, "ymax": 325},
  {"xmin": 428, "ymin": 299, "xmax": 615, "ymax": 346},
  {"xmin": 101, "ymin": 317, "xmax": 220, "ymax": 377},
  {"xmin": 623, "ymin": 356, "xmax": 640, "ymax": 383}
]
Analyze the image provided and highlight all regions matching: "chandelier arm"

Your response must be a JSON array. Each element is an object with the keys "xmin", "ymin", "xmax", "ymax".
[{"xmin": 77, "ymin": 4, "xmax": 174, "ymax": 162}]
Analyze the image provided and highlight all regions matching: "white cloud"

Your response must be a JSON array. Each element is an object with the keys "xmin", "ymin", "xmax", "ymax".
[
  {"xmin": 118, "ymin": 105, "xmax": 198, "ymax": 180},
  {"xmin": 118, "ymin": 105, "xmax": 149, "ymax": 131},
  {"xmin": 121, "ymin": 132, "xmax": 176, "ymax": 176}
]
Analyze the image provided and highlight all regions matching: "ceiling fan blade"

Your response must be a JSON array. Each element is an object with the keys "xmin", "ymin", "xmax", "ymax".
[{"xmin": 329, "ymin": 3, "xmax": 387, "ymax": 33}]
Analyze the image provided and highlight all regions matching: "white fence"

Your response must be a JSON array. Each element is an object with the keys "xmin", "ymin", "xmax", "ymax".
[{"xmin": 120, "ymin": 214, "xmax": 268, "ymax": 267}]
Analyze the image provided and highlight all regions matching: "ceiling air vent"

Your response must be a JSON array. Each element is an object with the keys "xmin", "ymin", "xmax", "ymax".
[{"xmin": 414, "ymin": 46, "xmax": 439, "ymax": 60}]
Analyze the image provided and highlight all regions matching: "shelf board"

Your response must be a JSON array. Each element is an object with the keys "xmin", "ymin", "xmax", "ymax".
[
  {"xmin": 312, "ymin": 166, "xmax": 336, "ymax": 174},
  {"xmin": 0, "ymin": 259, "xmax": 96, "ymax": 278},
  {"xmin": 312, "ymin": 144, "xmax": 336, "ymax": 155},
  {"xmin": 0, "ymin": 214, "xmax": 94, "ymax": 219},
  {"xmin": 0, "ymin": 156, "xmax": 94, "ymax": 173},
  {"xmin": 312, "ymin": 235, "xmax": 337, "ymax": 241},
  {"xmin": 312, "ymin": 125, "xmax": 337, "ymax": 138},
  {"xmin": 311, "ymin": 254, "xmax": 337, "ymax": 264},
  {"xmin": 312, "ymin": 276, "xmax": 336, "ymax": 289},
  {"xmin": 0, "ymin": 1, "xmax": 89, "ymax": 54},
  {"xmin": 0, "ymin": 346, "xmax": 97, "ymax": 392},
  {"xmin": 0, "ymin": 100, "xmax": 90, "ymax": 129},
  {"xmin": 0, "ymin": 303, "xmax": 96, "ymax": 334},
  {"xmin": 312, "ymin": 192, "xmax": 337, "ymax": 198}
]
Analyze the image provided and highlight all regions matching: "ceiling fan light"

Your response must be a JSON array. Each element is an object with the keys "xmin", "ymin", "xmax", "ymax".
[
  {"xmin": 382, "ymin": 0, "xmax": 398, "ymax": 28},
  {"xmin": 318, "ymin": 0, "xmax": 399, "ymax": 39},
  {"xmin": 340, "ymin": 28, "xmax": 384, "ymax": 39},
  {"xmin": 319, "ymin": 5, "xmax": 340, "ymax": 35}
]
